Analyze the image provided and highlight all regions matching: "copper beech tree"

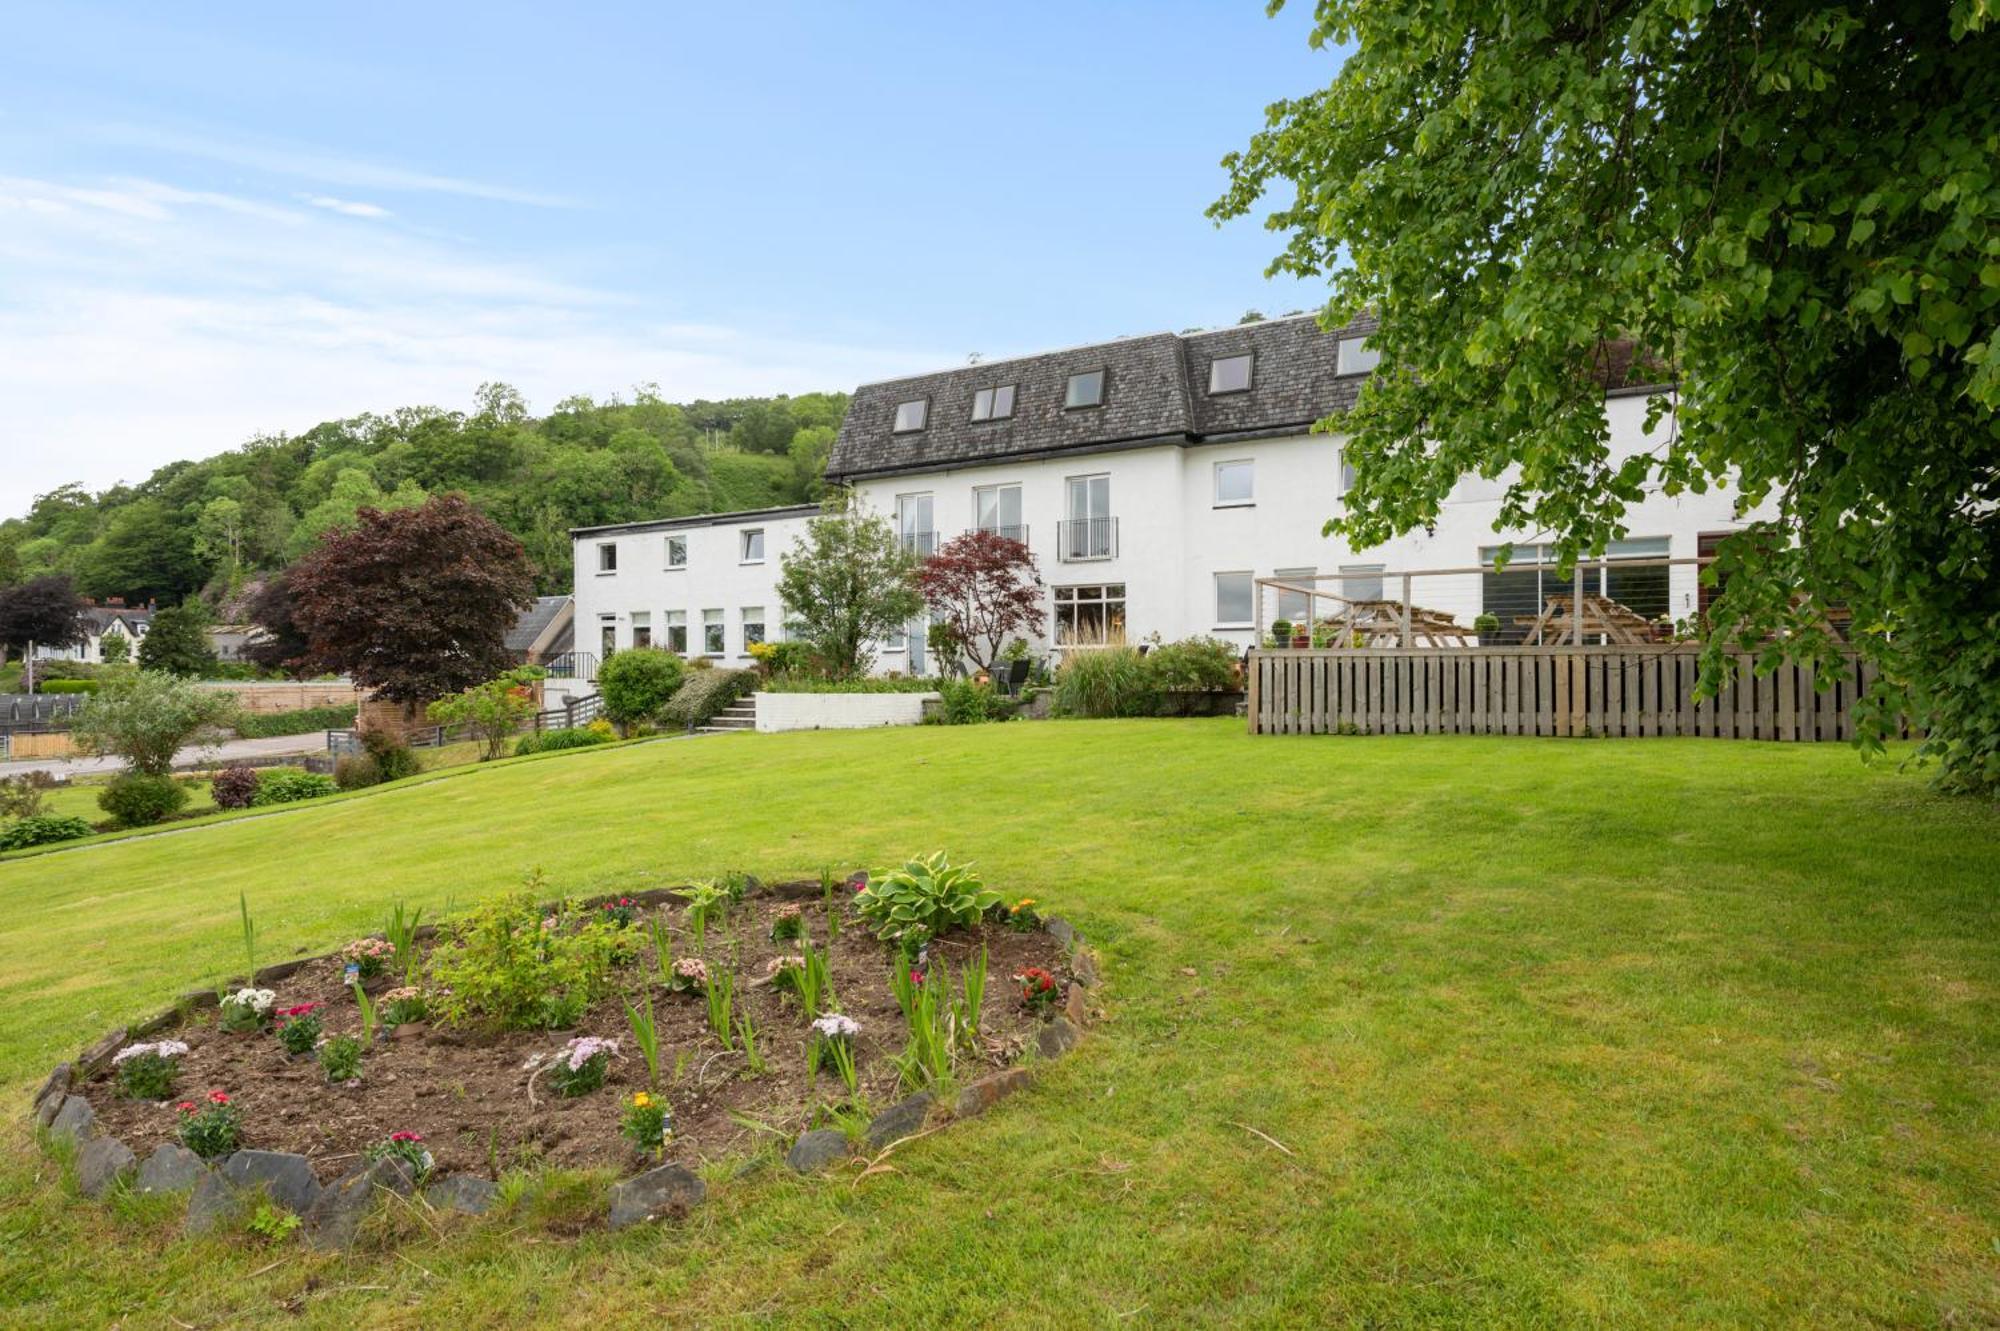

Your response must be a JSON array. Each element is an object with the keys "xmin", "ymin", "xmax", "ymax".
[
  {"xmin": 287, "ymin": 495, "xmax": 537, "ymax": 704},
  {"xmin": 917, "ymin": 531, "xmax": 1044, "ymax": 675}
]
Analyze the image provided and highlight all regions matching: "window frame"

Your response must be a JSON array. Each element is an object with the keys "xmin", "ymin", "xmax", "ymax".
[
  {"xmin": 665, "ymin": 534, "xmax": 687, "ymax": 569},
  {"xmin": 664, "ymin": 610, "xmax": 687, "ymax": 655},
  {"xmin": 892, "ymin": 398, "xmax": 929, "ymax": 433},
  {"xmin": 1064, "ymin": 368, "xmax": 1106, "ymax": 410},
  {"xmin": 1213, "ymin": 458, "xmax": 1255, "ymax": 508},
  {"xmin": 1052, "ymin": 582, "xmax": 1127, "ymax": 646},
  {"xmin": 741, "ymin": 606, "xmax": 766, "ymax": 650},
  {"xmin": 1273, "ymin": 566, "xmax": 1317, "ymax": 625},
  {"xmin": 1339, "ymin": 563, "xmax": 1386, "ymax": 604},
  {"xmin": 970, "ymin": 384, "xmax": 1017, "ymax": 422},
  {"xmin": 630, "ymin": 611, "xmax": 653, "ymax": 650},
  {"xmin": 701, "ymin": 609, "xmax": 726, "ymax": 657},
  {"xmin": 1336, "ymin": 337, "xmax": 1381, "ymax": 376},
  {"xmin": 739, "ymin": 528, "xmax": 765, "ymax": 565},
  {"xmin": 972, "ymin": 482, "xmax": 1023, "ymax": 539},
  {"xmin": 1213, "ymin": 570, "xmax": 1255, "ymax": 628},
  {"xmin": 596, "ymin": 541, "xmax": 618, "ymax": 574},
  {"xmin": 1208, "ymin": 353, "xmax": 1254, "ymax": 395}
]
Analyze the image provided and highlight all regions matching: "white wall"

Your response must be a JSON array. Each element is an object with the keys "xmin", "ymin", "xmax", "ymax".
[
  {"xmin": 575, "ymin": 391, "xmax": 1779, "ymax": 673},
  {"xmin": 753, "ymin": 690, "xmax": 935, "ymax": 733}
]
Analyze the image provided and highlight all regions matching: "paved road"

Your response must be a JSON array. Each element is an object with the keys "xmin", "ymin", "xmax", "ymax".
[{"xmin": 0, "ymin": 732, "xmax": 327, "ymax": 781}]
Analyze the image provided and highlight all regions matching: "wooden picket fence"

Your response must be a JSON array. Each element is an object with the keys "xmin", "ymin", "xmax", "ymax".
[{"xmin": 1247, "ymin": 647, "xmax": 1879, "ymax": 741}]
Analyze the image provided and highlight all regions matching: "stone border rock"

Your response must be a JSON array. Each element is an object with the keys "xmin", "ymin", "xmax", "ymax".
[{"xmin": 27, "ymin": 876, "xmax": 1102, "ymax": 1245}]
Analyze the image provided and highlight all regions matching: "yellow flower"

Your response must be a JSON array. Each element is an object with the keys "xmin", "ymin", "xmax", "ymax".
[
  {"xmin": 631, "ymin": 1092, "xmax": 652, "ymax": 1108},
  {"xmin": 1012, "ymin": 898, "xmax": 1036, "ymax": 912}
]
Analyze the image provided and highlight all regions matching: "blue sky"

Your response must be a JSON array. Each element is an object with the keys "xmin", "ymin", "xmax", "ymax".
[{"xmin": 0, "ymin": 2, "xmax": 1341, "ymax": 515}]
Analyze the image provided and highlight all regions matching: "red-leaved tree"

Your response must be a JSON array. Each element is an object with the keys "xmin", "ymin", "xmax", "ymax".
[
  {"xmin": 288, "ymin": 494, "xmax": 536, "ymax": 704},
  {"xmin": 916, "ymin": 532, "xmax": 1044, "ymax": 675}
]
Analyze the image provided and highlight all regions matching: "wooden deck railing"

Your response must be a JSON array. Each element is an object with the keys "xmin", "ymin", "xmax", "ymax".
[{"xmin": 1247, "ymin": 646, "xmax": 1879, "ymax": 741}]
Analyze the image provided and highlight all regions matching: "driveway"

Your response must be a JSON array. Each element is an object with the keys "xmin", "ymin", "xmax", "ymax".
[{"xmin": 0, "ymin": 732, "xmax": 328, "ymax": 781}]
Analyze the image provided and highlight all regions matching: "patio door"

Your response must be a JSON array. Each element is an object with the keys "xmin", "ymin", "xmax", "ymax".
[{"xmin": 1064, "ymin": 475, "xmax": 1110, "ymax": 559}]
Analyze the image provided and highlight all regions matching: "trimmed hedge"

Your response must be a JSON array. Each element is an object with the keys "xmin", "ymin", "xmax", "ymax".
[
  {"xmin": 760, "ymin": 674, "xmax": 939, "ymax": 694},
  {"xmin": 98, "ymin": 774, "xmax": 190, "ymax": 827},
  {"xmin": 37, "ymin": 679, "xmax": 99, "ymax": 695},
  {"xmin": 515, "ymin": 725, "xmax": 614, "ymax": 755},
  {"xmin": 233, "ymin": 704, "xmax": 358, "ymax": 738},
  {"xmin": 251, "ymin": 768, "xmax": 338, "ymax": 805},
  {"xmin": 0, "ymin": 815, "xmax": 95, "ymax": 851}
]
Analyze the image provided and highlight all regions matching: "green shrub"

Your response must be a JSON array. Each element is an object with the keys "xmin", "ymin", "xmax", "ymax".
[
  {"xmin": 1148, "ymin": 636, "xmax": 1241, "ymax": 714},
  {"xmin": 661, "ymin": 668, "xmax": 756, "ymax": 729},
  {"xmin": 1052, "ymin": 647, "xmax": 1162, "ymax": 718},
  {"xmin": 427, "ymin": 892, "xmax": 618, "ymax": 1033},
  {"xmin": 515, "ymin": 726, "xmax": 612, "ymax": 756},
  {"xmin": 210, "ymin": 765, "xmax": 261, "ymax": 809},
  {"xmin": 31, "ymin": 660, "xmax": 99, "ymax": 682},
  {"xmin": 37, "ymin": 679, "xmax": 99, "ymax": 695},
  {"xmin": 934, "ymin": 678, "xmax": 1013, "ymax": 724},
  {"xmin": 762, "ymin": 674, "xmax": 940, "ymax": 694},
  {"xmin": 251, "ymin": 768, "xmax": 337, "ymax": 805},
  {"xmin": 233, "ymin": 704, "xmax": 357, "ymax": 738},
  {"xmin": 0, "ymin": 815, "xmax": 95, "ymax": 850},
  {"xmin": 596, "ymin": 648, "xmax": 687, "ymax": 733},
  {"xmin": 333, "ymin": 753, "xmax": 381, "ymax": 790},
  {"xmin": 361, "ymin": 727, "xmax": 421, "ymax": 782},
  {"xmin": 855, "ymin": 852, "xmax": 1000, "ymax": 945},
  {"xmin": 747, "ymin": 640, "xmax": 814, "ymax": 675},
  {"xmin": 98, "ymin": 773, "xmax": 190, "ymax": 827}
]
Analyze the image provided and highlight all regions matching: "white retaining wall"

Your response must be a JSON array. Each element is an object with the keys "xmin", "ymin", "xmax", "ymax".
[{"xmin": 753, "ymin": 691, "xmax": 937, "ymax": 733}]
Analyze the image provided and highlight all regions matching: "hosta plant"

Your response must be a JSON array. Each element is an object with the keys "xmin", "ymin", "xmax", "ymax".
[
  {"xmin": 218, "ymin": 987, "xmax": 276, "ymax": 1033},
  {"xmin": 176, "ymin": 1090, "xmax": 242, "ymax": 1159},
  {"xmin": 855, "ymin": 853, "xmax": 999, "ymax": 945},
  {"xmin": 112, "ymin": 1040, "xmax": 189, "ymax": 1100}
]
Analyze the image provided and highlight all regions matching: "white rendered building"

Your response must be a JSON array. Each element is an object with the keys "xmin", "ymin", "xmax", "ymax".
[{"xmin": 572, "ymin": 315, "xmax": 1773, "ymax": 675}]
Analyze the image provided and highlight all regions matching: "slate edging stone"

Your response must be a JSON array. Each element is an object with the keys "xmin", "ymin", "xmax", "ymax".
[
  {"xmin": 608, "ymin": 1163, "xmax": 705, "ymax": 1230},
  {"xmin": 302, "ymin": 1156, "xmax": 416, "ymax": 1251},
  {"xmin": 785, "ymin": 1128, "xmax": 851, "ymax": 1174},
  {"xmin": 425, "ymin": 1173, "xmax": 499, "ymax": 1216},
  {"xmin": 77, "ymin": 1135, "xmax": 136, "ymax": 1198},
  {"xmin": 136, "ymin": 1143, "xmax": 209, "ymax": 1195},
  {"xmin": 864, "ymin": 1092, "xmax": 933, "ymax": 1153}
]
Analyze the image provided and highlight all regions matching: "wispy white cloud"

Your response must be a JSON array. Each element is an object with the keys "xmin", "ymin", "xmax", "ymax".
[
  {"xmin": 301, "ymin": 194, "xmax": 391, "ymax": 219},
  {"xmin": 0, "ymin": 172, "xmax": 921, "ymax": 515},
  {"xmin": 90, "ymin": 122, "xmax": 577, "ymax": 208}
]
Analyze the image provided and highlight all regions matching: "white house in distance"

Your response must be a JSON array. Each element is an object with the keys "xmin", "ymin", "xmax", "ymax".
[
  {"xmin": 31, "ymin": 601, "xmax": 152, "ymax": 664},
  {"xmin": 571, "ymin": 313, "xmax": 1775, "ymax": 675}
]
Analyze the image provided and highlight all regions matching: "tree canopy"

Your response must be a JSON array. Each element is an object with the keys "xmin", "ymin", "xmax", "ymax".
[
  {"xmin": 917, "ymin": 532, "xmax": 1044, "ymax": 675},
  {"xmin": 287, "ymin": 494, "xmax": 537, "ymax": 704},
  {"xmin": 776, "ymin": 492, "xmax": 922, "ymax": 678},
  {"xmin": 1214, "ymin": 0, "xmax": 2000, "ymax": 792},
  {"xmin": 0, "ymin": 385, "xmax": 850, "ymax": 602},
  {"xmin": 0, "ymin": 574, "xmax": 87, "ymax": 657}
]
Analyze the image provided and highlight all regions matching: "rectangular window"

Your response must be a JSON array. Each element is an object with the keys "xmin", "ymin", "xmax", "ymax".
[
  {"xmin": 1340, "ymin": 452, "xmax": 1357, "ymax": 494},
  {"xmin": 666, "ymin": 534, "xmax": 687, "ymax": 568},
  {"xmin": 1065, "ymin": 369, "xmax": 1105, "ymax": 409},
  {"xmin": 1274, "ymin": 566, "xmax": 1316, "ymax": 624},
  {"xmin": 664, "ymin": 610, "xmax": 687, "ymax": 654},
  {"xmin": 1214, "ymin": 572, "xmax": 1254, "ymax": 626},
  {"xmin": 1208, "ymin": 353, "xmax": 1253, "ymax": 394},
  {"xmin": 630, "ymin": 611, "xmax": 652, "ymax": 649},
  {"xmin": 1214, "ymin": 459, "xmax": 1254, "ymax": 506},
  {"xmin": 971, "ymin": 385, "xmax": 1016, "ymax": 421},
  {"xmin": 1337, "ymin": 337, "xmax": 1380, "ymax": 375},
  {"xmin": 897, "ymin": 493, "xmax": 935, "ymax": 556},
  {"xmin": 599, "ymin": 617, "xmax": 617, "ymax": 658},
  {"xmin": 740, "ymin": 528, "xmax": 765, "ymax": 563},
  {"xmin": 973, "ymin": 483, "xmax": 1023, "ymax": 542},
  {"xmin": 741, "ymin": 606, "xmax": 766, "ymax": 649},
  {"xmin": 1061, "ymin": 474, "xmax": 1113, "ymax": 560},
  {"xmin": 1340, "ymin": 564, "xmax": 1385, "ymax": 603},
  {"xmin": 893, "ymin": 399, "xmax": 929, "ymax": 433},
  {"xmin": 596, "ymin": 542, "xmax": 618, "ymax": 573},
  {"xmin": 1477, "ymin": 539, "xmax": 1671, "ymax": 644},
  {"xmin": 702, "ymin": 609, "xmax": 725, "ymax": 656},
  {"xmin": 1053, "ymin": 583, "xmax": 1127, "ymax": 646}
]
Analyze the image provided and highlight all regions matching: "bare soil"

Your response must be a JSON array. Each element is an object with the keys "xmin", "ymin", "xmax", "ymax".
[{"xmin": 79, "ymin": 883, "xmax": 1068, "ymax": 1182}]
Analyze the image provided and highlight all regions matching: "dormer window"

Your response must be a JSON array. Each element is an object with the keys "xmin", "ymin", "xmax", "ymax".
[
  {"xmin": 971, "ymin": 385, "xmax": 1016, "ymax": 421},
  {"xmin": 1065, "ymin": 369, "xmax": 1106, "ymax": 409},
  {"xmin": 892, "ymin": 399, "xmax": 929, "ymax": 433},
  {"xmin": 1209, "ymin": 353, "xmax": 1253, "ymax": 394},
  {"xmin": 1337, "ymin": 337, "xmax": 1381, "ymax": 375}
]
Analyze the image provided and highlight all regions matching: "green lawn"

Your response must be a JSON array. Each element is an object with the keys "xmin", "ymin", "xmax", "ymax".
[{"xmin": 1, "ymin": 721, "xmax": 1995, "ymax": 1327}]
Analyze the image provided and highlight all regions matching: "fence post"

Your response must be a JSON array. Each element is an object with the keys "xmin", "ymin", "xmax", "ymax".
[
  {"xmin": 1400, "ymin": 574, "xmax": 1413, "ymax": 648},
  {"xmin": 1573, "ymin": 565, "xmax": 1586, "ymax": 646}
]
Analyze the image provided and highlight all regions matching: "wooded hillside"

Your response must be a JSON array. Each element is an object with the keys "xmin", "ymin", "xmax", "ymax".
[{"xmin": 0, "ymin": 383, "xmax": 847, "ymax": 602}]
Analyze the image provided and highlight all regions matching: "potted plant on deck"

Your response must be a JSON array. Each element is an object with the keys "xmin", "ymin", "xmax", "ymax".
[{"xmin": 1269, "ymin": 619, "xmax": 1292, "ymax": 649}]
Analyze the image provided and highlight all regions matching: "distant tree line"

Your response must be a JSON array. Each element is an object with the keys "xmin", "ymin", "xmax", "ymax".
[{"xmin": 0, "ymin": 381, "xmax": 849, "ymax": 608}]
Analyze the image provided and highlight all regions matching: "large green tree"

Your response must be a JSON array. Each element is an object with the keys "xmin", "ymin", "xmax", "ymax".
[
  {"xmin": 1214, "ymin": 0, "xmax": 2000, "ymax": 792},
  {"xmin": 776, "ymin": 492, "xmax": 922, "ymax": 678}
]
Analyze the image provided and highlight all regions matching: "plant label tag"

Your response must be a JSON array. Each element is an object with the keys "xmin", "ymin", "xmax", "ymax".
[{"xmin": 344, "ymin": 963, "xmax": 361, "ymax": 986}]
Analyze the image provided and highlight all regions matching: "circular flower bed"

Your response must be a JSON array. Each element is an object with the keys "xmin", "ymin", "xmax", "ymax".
[{"xmin": 31, "ymin": 863, "xmax": 1098, "ymax": 1243}]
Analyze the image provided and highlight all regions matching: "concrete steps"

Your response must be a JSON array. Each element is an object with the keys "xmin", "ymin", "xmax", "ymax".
[{"xmin": 696, "ymin": 697, "xmax": 757, "ymax": 735}]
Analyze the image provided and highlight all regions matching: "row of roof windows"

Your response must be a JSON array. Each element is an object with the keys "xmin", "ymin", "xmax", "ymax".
[{"xmin": 891, "ymin": 354, "xmax": 1260, "ymax": 435}]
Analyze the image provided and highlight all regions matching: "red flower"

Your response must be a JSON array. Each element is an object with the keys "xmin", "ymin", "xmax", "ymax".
[
  {"xmin": 910, "ymin": 969, "xmax": 925, "ymax": 985},
  {"xmin": 207, "ymin": 1090, "xmax": 231, "ymax": 1105},
  {"xmin": 391, "ymin": 1131, "xmax": 423, "ymax": 1143},
  {"xmin": 279, "ymin": 1002, "xmax": 320, "ymax": 1018},
  {"xmin": 176, "ymin": 1101, "xmax": 197, "ymax": 1114}
]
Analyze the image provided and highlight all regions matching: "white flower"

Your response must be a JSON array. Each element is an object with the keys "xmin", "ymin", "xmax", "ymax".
[
  {"xmin": 765, "ymin": 954, "xmax": 805, "ymax": 975},
  {"xmin": 111, "ymin": 1039, "xmax": 190, "ymax": 1065},
  {"xmin": 810, "ymin": 1013, "xmax": 859, "ymax": 1040},
  {"xmin": 559, "ymin": 1036, "xmax": 618, "ymax": 1071},
  {"xmin": 224, "ymin": 987, "xmax": 276, "ymax": 1013}
]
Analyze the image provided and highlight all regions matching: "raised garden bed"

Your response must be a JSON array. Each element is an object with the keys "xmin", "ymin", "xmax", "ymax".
[{"xmin": 31, "ymin": 867, "xmax": 1099, "ymax": 1245}]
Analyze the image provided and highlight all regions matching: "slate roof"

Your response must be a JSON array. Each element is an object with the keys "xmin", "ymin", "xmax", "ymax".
[
  {"xmin": 828, "ymin": 313, "xmax": 1375, "ymax": 483},
  {"xmin": 505, "ymin": 595, "xmax": 574, "ymax": 654},
  {"xmin": 82, "ymin": 606, "xmax": 151, "ymax": 634}
]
